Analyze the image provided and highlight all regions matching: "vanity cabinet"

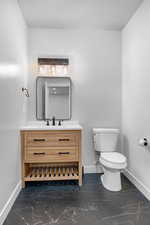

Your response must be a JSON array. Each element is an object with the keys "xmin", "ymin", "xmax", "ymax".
[{"xmin": 21, "ymin": 130, "xmax": 82, "ymax": 187}]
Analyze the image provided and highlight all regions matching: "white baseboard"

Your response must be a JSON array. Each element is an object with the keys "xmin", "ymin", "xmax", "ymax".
[
  {"xmin": 0, "ymin": 181, "xmax": 21, "ymax": 225},
  {"xmin": 84, "ymin": 165, "xmax": 103, "ymax": 174},
  {"xmin": 123, "ymin": 169, "xmax": 150, "ymax": 201}
]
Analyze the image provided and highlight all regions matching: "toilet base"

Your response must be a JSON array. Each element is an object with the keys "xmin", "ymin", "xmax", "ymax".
[{"xmin": 101, "ymin": 168, "xmax": 122, "ymax": 192}]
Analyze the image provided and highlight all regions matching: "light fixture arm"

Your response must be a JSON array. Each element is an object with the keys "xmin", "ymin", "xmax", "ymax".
[{"xmin": 22, "ymin": 88, "xmax": 30, "ymax": 97}]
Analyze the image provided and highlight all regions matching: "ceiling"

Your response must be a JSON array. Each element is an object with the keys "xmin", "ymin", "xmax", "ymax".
[{"xmin": 18, "ymin": 0, "xmax": 143, "ymax": 30}]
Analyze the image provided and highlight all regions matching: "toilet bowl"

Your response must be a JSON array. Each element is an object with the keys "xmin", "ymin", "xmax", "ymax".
[
  {"xmin": 93, "ymin": 128, "xmax": 127, "ymax": 192},
  {"xmin": 100, "ymin": 152, "xmax": 127, "ymax": 191}
]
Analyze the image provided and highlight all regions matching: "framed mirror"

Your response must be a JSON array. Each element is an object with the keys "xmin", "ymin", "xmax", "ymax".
[{"xmin": 36, "ymin": 77, "xmax": 71, "ymax": 120}]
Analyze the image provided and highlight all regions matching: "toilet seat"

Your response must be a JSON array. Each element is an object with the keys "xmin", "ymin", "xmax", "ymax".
[
  {"xmin": 100, "ymin": 152, "xmax": 127, "ymax": 169},
  {"xmin": 101, "ymin": 152, "xmax": 126, "ymax": 164}
]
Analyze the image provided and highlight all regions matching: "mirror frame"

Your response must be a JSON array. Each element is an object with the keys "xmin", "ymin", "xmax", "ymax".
[{"xmin": 36, "ymin": 76, "xmax": 72, "ymax": 121}]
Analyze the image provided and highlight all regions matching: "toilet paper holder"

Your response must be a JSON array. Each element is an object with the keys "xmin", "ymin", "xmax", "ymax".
[{"xmin": 139, "ymin": 138, "xmax": 149, "ymax": 147}]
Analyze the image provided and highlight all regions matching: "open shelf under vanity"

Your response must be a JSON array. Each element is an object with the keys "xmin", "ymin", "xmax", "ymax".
[{"xmin": 24, "ymin": 163, "xmax": 79, "ymax": 182}]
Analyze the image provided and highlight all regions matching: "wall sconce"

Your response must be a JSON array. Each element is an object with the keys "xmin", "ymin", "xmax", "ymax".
[{"xmin": 22, "ymin": 88, "xmax": 30, "ymax": 97}]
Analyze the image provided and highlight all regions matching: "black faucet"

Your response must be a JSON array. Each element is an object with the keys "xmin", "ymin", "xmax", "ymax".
[
  {"xmin": 58, "ymin": 120, "xmax": 62, "ymax": 126},
  {"xmin": 52, "ymin": 116, "xmax": 55, "ymax": 126},
  {"xmin": 46, "ymin": 119, "xmax": 50, "ymax": 126}
]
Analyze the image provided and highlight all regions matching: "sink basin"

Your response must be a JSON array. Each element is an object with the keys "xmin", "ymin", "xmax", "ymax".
[{"xmin": 21, "ymin": 121, "xmax": 82, "ymax": 130}]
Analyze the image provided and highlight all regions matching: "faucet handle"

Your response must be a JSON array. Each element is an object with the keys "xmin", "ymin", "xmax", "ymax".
[
  {"xmin": 58, "ymin": 120, "xmax": 63, "ymax": 126},
  {"xmin": 46, "ymin": 119, "xmax": 50, "ymax": 126}
]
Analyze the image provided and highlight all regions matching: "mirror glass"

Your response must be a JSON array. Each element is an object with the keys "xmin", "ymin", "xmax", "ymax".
[{"xmin": 36, "ymin": 77, "xmax": 71, "ymax": 120}]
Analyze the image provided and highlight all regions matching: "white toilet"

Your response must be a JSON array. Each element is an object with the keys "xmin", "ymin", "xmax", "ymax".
[{"xmin": 93, "ymin": 128, "xmax": 127, "ymax": 192}]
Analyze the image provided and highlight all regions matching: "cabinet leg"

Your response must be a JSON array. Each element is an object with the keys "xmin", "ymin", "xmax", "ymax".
[
  {"xmin": 22, "ymin": 180, "xmax": 25, "ymax": 188},
  {"xmin": 79, "ymin": 178, "xmax": 82, "ymax": 186},
  {"xmin": 79, "ymin": 165, "xmax": 83, "ymax": 186}
]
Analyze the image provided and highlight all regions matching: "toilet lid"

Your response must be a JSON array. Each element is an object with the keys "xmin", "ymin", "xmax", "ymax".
[{"xmin": 101, "ymin": 152, "xmax": 126, "ymax": 164}]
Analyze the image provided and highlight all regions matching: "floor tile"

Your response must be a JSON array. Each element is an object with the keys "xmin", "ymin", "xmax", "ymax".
[{"xmin": 3, "ymin": 174, "xmax": 150, "ymax": 225}]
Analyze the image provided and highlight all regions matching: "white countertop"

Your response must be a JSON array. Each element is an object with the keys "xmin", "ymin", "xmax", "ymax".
[{"xmin": 20, "ymin": 121, "xmax": 82, "ymax": 131}]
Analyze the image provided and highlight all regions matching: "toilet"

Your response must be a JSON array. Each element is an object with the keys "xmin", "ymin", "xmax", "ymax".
[{"xmin": 93, "ymin": 128, "xmax": 127, "ymax": 192}]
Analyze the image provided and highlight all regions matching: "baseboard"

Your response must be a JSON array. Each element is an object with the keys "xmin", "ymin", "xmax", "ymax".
[
  {"xmin": 0, "ymin": 181, "xmax": 21, "ymax": 225},
  {"xmin": 123, "ymin": 169, "xmax": 150, "ymax": 201},
  {"xmin": 84, "ymin": 165, "xmax": 102, "ymax": 174}
]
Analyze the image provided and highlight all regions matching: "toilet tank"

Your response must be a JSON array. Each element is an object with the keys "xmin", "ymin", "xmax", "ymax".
[{"xmin": 93, "ymin": 128, "xmax": 119, "ymax": 152}]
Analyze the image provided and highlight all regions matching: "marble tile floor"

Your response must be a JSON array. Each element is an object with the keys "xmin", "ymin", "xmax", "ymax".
[{"xmin": 3, "ymin": 174, "xmax": 150, "ymax": 225}]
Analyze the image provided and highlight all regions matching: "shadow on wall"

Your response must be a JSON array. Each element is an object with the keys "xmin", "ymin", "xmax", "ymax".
[
  {"xmin": 82, "ymin": 123, "xmax": 103, "ymax": 172},
  {"xmin": 122, "ymin": 135, "xmax": 130, "ymax": 168}
]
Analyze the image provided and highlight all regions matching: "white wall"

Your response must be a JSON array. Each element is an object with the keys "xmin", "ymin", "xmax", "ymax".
[
  {"xmin": 0, "ymin": 0, "xmax": 28, "ymax": 220},
  {"xmin": 28, "ymin": 28, "xmax": 121, "ymax": 169},
  {"xmin": 122, "ymin": 0, "xmax": 150, "ymax": 195}
]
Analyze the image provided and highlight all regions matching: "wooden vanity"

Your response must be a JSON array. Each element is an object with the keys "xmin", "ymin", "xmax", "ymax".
[{"xmin": 21, "ymin": 127, "xmax": 82, "ymax": 187}]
